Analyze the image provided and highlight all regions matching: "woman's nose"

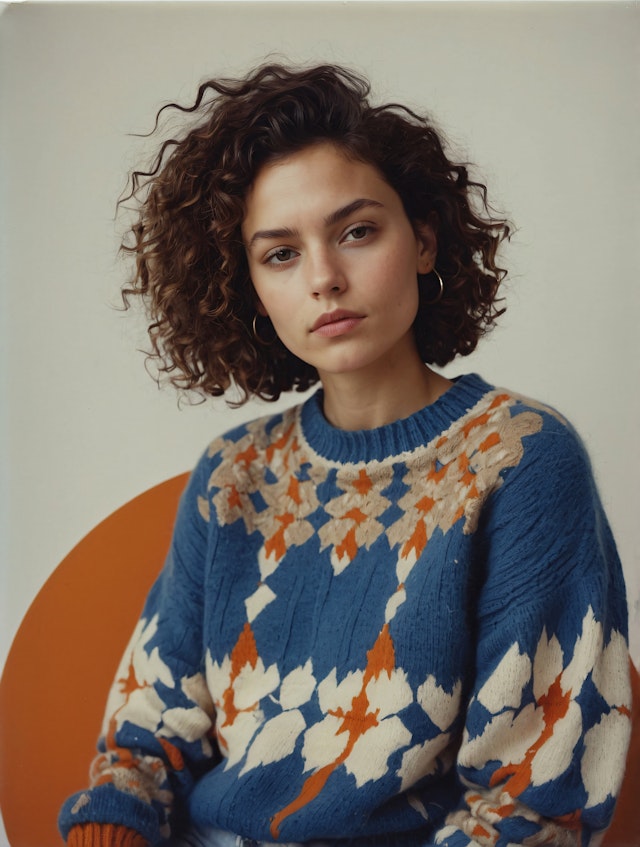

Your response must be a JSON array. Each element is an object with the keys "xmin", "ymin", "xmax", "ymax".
[{"xmin": 307, "ymin": 248, "xmax": 346, "ymax": 298}]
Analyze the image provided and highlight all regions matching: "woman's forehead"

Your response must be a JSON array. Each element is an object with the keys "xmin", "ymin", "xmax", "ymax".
[{"xmin": 242, "ymin": 143, "xmax": 397, "ymax": 232}]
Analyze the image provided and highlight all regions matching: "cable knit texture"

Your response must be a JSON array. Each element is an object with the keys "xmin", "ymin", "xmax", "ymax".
[{"xmin": 59, "ymin": 375, "xmax": 631, "ymax": 847}]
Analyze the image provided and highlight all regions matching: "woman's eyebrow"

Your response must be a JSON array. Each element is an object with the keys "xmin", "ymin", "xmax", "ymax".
[
  {"xmin": 324, "ymin": 198, "xmax": 384, "ymax": 227},
  {"xmin": 247, "ymin": 226, "xmax": 298, "ymax": 249},
  {"xmin": 246, "ymin": 198, "xmax": 384, "ymax": 249}
]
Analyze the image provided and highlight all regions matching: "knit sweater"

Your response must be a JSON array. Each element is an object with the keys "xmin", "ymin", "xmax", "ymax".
[{"xmin": 59, "ymin": 374, "xmax": 631, "ymax": 847}]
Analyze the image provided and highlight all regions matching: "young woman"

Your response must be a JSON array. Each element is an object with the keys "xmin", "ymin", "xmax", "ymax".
[{"xmin": 59, "ymin": 64, "xmax": 631, "ymax": 847}]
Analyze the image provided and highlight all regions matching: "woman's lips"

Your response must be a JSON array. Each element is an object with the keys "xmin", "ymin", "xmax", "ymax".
[{"xmin": 311, "ymin": 310, "xmax": 364, "ymax": 337}]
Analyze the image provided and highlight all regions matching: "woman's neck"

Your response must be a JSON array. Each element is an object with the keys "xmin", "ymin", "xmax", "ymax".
[{"xmin": 319, "ymin": 364, "xmax": 452, "ymax": 432}]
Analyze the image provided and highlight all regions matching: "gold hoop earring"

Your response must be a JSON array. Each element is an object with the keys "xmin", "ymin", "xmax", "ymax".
[
  {"xmin": 419, "ymin": 268, "xmax": 444, "ymax": 305},
  {"xmin": 252, "ymin": 313, "xmax": 274, "ymax": 346}
]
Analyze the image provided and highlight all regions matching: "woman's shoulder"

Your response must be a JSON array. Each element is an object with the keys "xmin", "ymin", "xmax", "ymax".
[
  {"xmin": 440, "ymin": 375, "xmax": 599, "ymax": 511},
  {"xmin": 457, "ymin": 378, "xmax": 602, "ymax": 515},
  {"xmin": 446, "ymin": 374, "xmax": 587, "ymax": 458},
  {"xmin": 496, "ymin": 382, "xmax": 590, "ymax": 462}
]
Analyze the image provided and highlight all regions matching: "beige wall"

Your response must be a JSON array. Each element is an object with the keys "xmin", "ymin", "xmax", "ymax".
[{"xmin": 1, "ymin": 4, "xmax": 638, "ymax": 836}]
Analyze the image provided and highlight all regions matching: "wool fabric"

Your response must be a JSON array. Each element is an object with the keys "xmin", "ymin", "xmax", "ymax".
[{"xmin": 59, "ymin": 374, "xmax": 631, "ymax": 847}]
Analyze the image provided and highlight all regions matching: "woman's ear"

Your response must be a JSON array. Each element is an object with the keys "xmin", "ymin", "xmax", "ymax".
[{"xmin": 414, "ymin": 220, "xmax": 438, "ymax": 275}]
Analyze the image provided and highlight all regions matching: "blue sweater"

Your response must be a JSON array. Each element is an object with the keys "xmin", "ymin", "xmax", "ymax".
[{"xmin": 60, "ymin": 374, "xmax": 631, "ymax": 847}]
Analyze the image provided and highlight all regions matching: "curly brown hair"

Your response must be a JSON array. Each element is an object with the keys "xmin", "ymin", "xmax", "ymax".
[{"xmin": 120, "ymin": 62, "xmax": 510, "ymax": 403}]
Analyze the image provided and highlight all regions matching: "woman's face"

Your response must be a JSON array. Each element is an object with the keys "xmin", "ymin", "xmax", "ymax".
[{"xmin": 242, "ymin": 142, "xmax": 436, "ymax": 385}]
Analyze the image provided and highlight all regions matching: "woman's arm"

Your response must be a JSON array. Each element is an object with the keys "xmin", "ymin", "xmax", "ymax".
[
  {"xmin": 59, "ymin": 450, "xmax": 219, "ymax": 847},
  {"xmin": 431, "ymin": 415, "xmax": 632, "ymax": 846}
]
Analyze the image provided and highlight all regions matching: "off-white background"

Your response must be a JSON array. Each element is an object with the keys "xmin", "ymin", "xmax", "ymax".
[{"xmin": 1, "ymin": 2, "xmax": 638, "ymax": 842}]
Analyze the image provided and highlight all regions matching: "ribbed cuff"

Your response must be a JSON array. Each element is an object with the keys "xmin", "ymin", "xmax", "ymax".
[{"xmin": 67, "ymin": 823, "xmax": 149, "ymax": 847}]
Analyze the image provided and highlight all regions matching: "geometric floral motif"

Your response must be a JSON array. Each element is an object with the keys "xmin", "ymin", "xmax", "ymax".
[
  {"xmin": 205, "ymin": 623, "xmax": 459, "ymax": 839},
  {"xmin": 91, "ymin": 614, "xmax": 212, "ymax": 838},
  {"xmin": 318, "ymin": 466, "xmax": 393, "ymax": 574},
  {"xmin": 454, "ymin": 607, "xmax": 632, "ymax": 842},
  {"xmin": 270, "ymin": 624, "xmax": 413, "ymax": 838},
  {"xmin": 206, "ymin": 622, "xmax": 280, "ymax": 770}
]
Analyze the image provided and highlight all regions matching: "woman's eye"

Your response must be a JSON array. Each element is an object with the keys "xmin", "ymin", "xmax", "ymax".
[
  {"xmin": 266, "ymin": 248, "xmax": 296, "ymax": 264},
  {"xmin": 345, "ymin": 225, "xmax": 371, "ymax": 241}
]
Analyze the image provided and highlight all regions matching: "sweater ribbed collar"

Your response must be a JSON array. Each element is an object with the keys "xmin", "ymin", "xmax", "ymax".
[{"xmin": 298, "ymin": 373, "xmax": 494, "ymax": 464}]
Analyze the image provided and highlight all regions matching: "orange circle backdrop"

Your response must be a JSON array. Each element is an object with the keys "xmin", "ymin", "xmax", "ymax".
[{"xmin": 0, "ymin": 473, "xmax": 188, "ymax": 847}]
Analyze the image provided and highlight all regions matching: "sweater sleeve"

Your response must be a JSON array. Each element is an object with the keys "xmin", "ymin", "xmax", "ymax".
[
  {"xmin": 59, "ymin": 449, "xmax": 219, "ymax": 846},
  {"xmin": 430, "ymin": 413, "xmax": 632, "ymax": 847}
]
